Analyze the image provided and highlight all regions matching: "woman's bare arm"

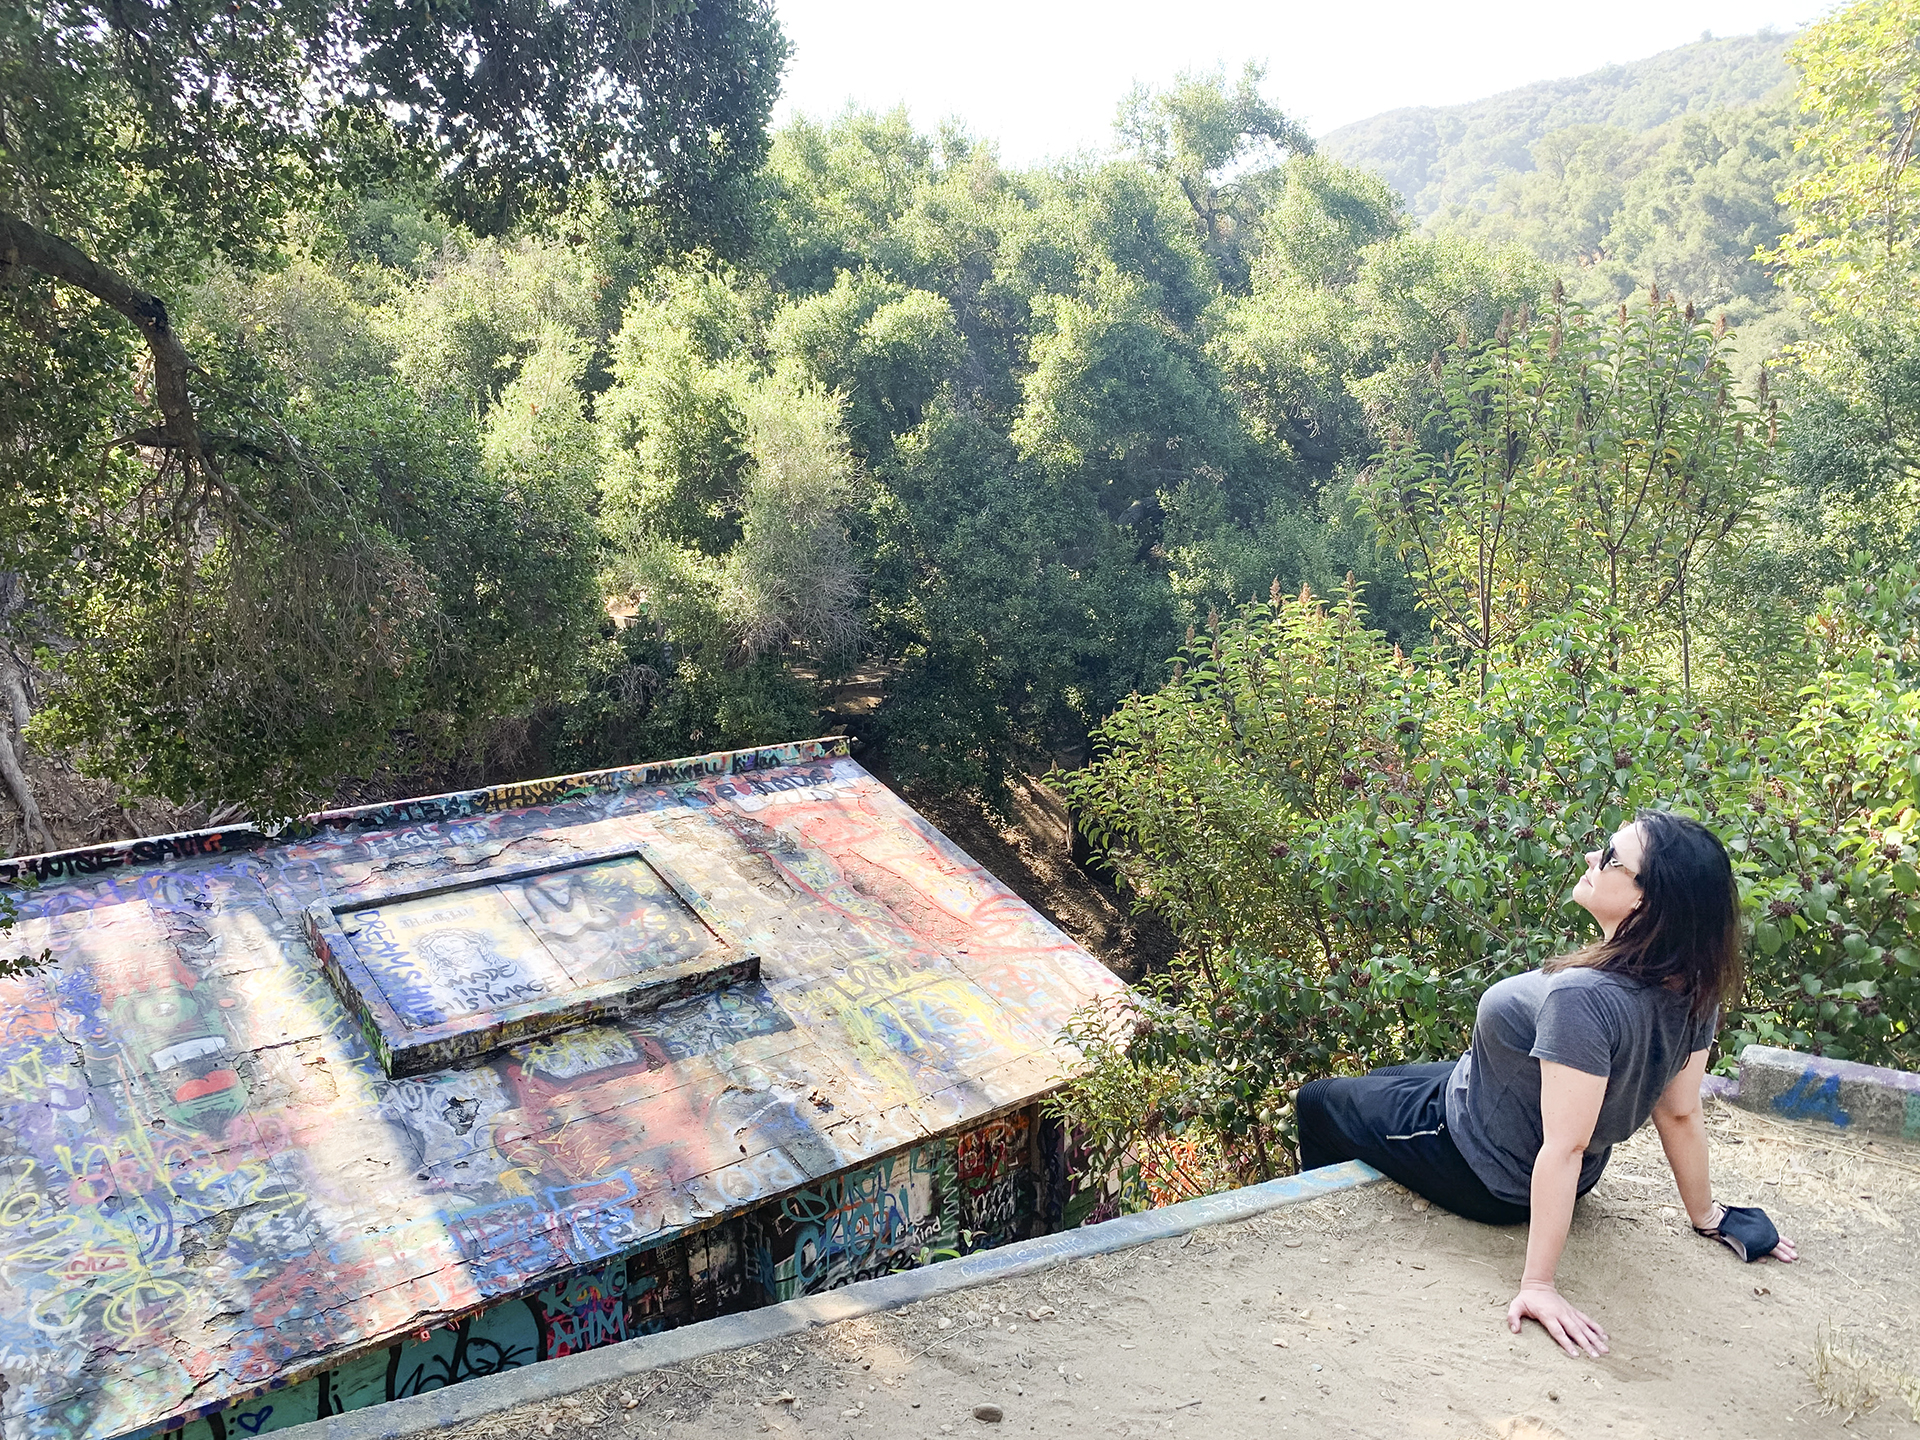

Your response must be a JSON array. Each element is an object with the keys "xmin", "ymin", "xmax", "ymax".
[
  {"xmin": 1651, "ymin": 1048, "xmax": 1798, "ymax": 1261},
  {"xmin": 1650, "ymin": 1048, "xmax": 1716, "ymax": 1225},
  {"xmin": 1509, "ymin": 1060, "xmax": 1610, "ymax": 1357}
]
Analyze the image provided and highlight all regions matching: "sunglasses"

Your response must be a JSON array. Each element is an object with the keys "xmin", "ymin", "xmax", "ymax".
[{"xmin": 1598, "ymin": 840, "xmax": 1639, "ymax": 880}]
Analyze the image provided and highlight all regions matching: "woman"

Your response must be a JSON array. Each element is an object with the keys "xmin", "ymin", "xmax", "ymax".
[{"xmin": 1295, "ymin": 810, "xmax": 1796, "ymax": 1359}]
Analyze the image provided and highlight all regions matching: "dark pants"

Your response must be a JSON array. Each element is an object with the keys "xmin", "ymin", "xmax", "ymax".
[{"xmin": 1295, "ymin": 1062, "xmax": 1531, "ymax": 1226}]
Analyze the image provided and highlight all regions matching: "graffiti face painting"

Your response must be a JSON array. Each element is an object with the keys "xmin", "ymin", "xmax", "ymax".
[{"xmin": 411, "ymin": 927, "xmax": 549, "ymax": 1013}]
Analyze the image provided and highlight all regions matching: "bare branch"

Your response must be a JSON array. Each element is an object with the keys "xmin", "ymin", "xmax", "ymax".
[{"xmin": 0, "ymin": 209, "xmax": 209, "ymax": 473}]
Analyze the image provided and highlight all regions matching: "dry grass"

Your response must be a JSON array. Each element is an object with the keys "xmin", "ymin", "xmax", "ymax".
[
  {"xmin": 1681, "ymin": 1103, "xmax": 1920, "ymax": 1430},
  {"xmin": 1810, "ymin": 1323, "xmax": 1920, "ymax": 1425},
  {"xmin": 1698, "ymin": 1098, "xmax": 1920, "ymax": 1230}
]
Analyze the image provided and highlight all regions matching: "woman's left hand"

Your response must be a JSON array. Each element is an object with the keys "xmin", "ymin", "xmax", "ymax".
[
  {"xmin": 1696, "ymin": 1202, "xmax": 1799, "ymax": 1262},
  {"xmin": 1507, "ymin": 1281, "xmax": 1610, "ymax": 1357}
]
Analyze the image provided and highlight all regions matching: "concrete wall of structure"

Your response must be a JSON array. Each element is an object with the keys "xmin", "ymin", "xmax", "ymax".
[
  {"xmin": 159, "ymin": 1109, "xmax": 1062, "ymax": 1440},
  {"xmin": 1728, "ymin": 1044, "xmax": 1920, "ymax": 1141}
]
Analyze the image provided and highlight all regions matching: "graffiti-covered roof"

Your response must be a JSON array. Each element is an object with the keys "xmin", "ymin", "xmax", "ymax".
[{"xmin": 0, "ymin": 739, "xmax": 1121, "ymax": 1440}]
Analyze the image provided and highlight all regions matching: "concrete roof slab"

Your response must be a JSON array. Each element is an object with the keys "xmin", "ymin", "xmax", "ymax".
[{"xmin": 0, "ymin": 741, "xmax": 1123, "ymax": 1440}]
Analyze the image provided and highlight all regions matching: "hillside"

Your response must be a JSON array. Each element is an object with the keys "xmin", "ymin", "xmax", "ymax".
[{"xmin": 1320, "ymin": 31, "xmax": 1795, "ymax": 218}]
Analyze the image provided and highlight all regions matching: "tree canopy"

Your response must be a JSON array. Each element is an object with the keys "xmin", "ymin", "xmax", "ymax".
[
  {"xmin": 0, "ymin": 0, "xmax": 786, "ymax": 824},
  {"xmin": 2, "ymin": 3, "xmax": 1917, "ymax": 894},
  {"xmin": 1, "ymin": 0, "xmax": 785, "ymax": 466},
  {"xmin": 1769, "ymin": 0, "xmax": 1920, "ymax": 322}
]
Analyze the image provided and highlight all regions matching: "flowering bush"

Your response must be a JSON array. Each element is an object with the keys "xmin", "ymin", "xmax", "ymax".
[{"xmin": 1048, "ymin": 569, "xmax": 1920, "ymax": 1188}]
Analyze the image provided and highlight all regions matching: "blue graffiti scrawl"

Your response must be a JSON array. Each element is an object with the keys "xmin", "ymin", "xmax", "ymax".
[{"xmin": 1771, "ymin": 1069, "xmax": 1852, "ymax": 1127}]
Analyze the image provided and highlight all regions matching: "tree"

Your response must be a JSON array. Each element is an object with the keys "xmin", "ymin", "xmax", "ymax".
[
  {"xmin": 1557, "ymin": 295, "xmax": 1775, "ymax": 692},
  {"xmin": 1599, "ymin": 105, "xmax": 1804, "ymax": 318},
  {"xmin": 1117, "ymin": 64, "xmax": 1314, "ymax": 291},
  {"xmin": 1769, "ymin": 0, "xmax": 1920, "ymax": 323},
  {"xmin": 1441, "ymin": 125, "xmax": 1639, "ymax": 268},
  {"xmin": 1759, "ymin": 0, "xmax": 1920, "ymax": 603},
  {"xmin": 1261, "ymin": 155, "xmax": 1404, "ymax": 290},
  {"xmin": 33, "ymin": 354, "xmax": 602, "ymax": 816},
  {"xmin": 2, "ymin": 0, "xmax": 785, "ymax": 480},
  {"xmin": 1014, "ymin": 281, "xmax": 1251, "ymax": 523},
  {"xmin": 1769, "ymin": 321, "xmax": 1920, "ymax": 592},
  {"xmin": 1368, "ymin": 292, "xmax": 1774, "ymax": 693},
  {"xmin": 1342, "ymin": 235, "xmax": 1553, "ymax": 431},
  {"xmin": 725, "ymin": 382, "xmax": 864, "ymax": 662},
  {"xmin": 0, "ymin": 0, "xmax": 785, "ymax": 821},
  {"xmin": 1367, "ymin": 309, "xmax": 1581, "ymax": 690},
  {"xmin": 601, "ymin": 277, "xmax": 759, "ymax": 558},
  {"xmin": 594, "ymin": 270, "xmax": 864, "ymax": 768},
  {"xmin": 770, "ymin": 271, "xmax": 965, "ymax": 458}
]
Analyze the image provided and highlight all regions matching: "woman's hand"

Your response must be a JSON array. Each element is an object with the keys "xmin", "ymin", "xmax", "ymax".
[
  {"xmin": 1694, "ymin": 1201, "xmax": 1799, "ymax": 1262},
  {"xmin": 1507, "ymin": 1281, "xmax": 1610, "ymax": 1357}
]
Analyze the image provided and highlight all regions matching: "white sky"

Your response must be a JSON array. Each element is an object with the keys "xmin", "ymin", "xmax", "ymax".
[{"xmin": 773, "ymin": 0, "xmax": 1832, "ymax": 167}]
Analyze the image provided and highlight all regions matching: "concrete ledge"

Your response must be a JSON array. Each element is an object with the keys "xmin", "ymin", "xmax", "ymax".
[
  {"xmin": 275, "ymin": 1160, "xmax": 1383, "ymax": 1440},
  {"xmin": 1732, "ymin": 1043, "xmax": 1920, "ymax": 1141},
  {"xmin": 1700, "ymin": 1073, "xmax": 1738, "ymax": 1103}
]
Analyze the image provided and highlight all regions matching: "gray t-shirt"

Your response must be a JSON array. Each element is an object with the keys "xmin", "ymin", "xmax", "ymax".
[{"xmin": 1444, "ymin": 966, "xmax": 1718, "ymax": 1205}]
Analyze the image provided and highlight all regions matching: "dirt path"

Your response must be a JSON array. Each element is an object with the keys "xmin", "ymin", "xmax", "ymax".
[{"xmin": 422, "ymin": 1103, "xmax": 1918, "ymax": 1440}]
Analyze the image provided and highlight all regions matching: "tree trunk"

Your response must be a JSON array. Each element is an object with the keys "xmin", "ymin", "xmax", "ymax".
[
  {"xmin": 0, "ymin": 210, "xmax": 207, "ymax": 468},
  {"xmin": 0, "ymin": 662, "xmax": 48, "ymax": 855}
]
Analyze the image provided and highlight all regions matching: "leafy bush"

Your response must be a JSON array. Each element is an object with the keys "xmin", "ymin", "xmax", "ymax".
[{"xmin": 1050, "ymin": 569, "xmax": 1920, "ymax": 1190}]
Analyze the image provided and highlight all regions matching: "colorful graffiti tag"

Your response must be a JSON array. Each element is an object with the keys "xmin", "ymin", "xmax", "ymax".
[
  {"xmin": 0, "ymin": 742, "xmax": 1121, "ymax": 1440},
  {"xmin": 305, "ymin": 846, "xmax": 756, "ymax": 1076},
  {"xmin": 160, "ymin": 1113, "xmax": 1045, "ymax": 1440}
]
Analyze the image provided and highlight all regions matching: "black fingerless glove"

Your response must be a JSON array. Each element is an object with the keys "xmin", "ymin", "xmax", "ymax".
[{"xmin": 1693, "ymin": 1204, "xmax": 1780, "ymax": 1262}]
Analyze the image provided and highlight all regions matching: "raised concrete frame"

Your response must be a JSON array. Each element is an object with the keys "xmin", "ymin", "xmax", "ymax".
[
  {"xmin": 1729, "ymin": 1043, "xmax": 1920, "ymax": 1140},
  {"xmin": 302, "ymin": 840, "xmax": 759, "ymax": 1077}
]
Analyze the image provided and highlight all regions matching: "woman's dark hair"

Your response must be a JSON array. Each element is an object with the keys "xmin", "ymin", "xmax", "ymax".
[{"xmin": 1547, "ymin": 810, "xmax": 1742, "ymax": 1017}]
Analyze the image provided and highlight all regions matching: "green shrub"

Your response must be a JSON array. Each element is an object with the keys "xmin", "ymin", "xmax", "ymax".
[{"xmin": 1050, "ymin": 568, "xmax": 1920, "ymax": 1188}]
